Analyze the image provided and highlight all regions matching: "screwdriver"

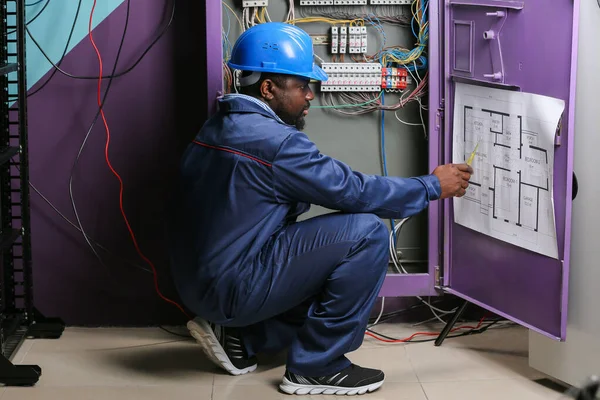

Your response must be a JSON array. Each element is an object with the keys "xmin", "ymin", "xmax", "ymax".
[{"xmin": 466, "ymin": 140, "xmax": 480, "ymax": 166}]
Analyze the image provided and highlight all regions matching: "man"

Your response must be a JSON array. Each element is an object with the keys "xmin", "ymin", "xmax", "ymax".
[{"xmin": 169, "ymin": 22, "xmax": 471, "ymax": 395}]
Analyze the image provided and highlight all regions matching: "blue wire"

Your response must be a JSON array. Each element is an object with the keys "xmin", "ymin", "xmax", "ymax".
[
  {"xmin": 26, "ymin": 0, "xmax": 44, "ymax": 5},
  {"xmin": 380, "ymin": 94, "xmax": 398, "ymax": 246}
]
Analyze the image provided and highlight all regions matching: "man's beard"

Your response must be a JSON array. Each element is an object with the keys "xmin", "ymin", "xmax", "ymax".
[{"xmin": 274, "ymin": 105, "xmax": 308, "ymax": 131}]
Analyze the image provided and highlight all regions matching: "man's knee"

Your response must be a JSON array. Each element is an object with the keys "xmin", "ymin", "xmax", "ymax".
[
  {"xmin": 352, "ymin": 214, "xmax": 389, "ymax": 248},
  {"xmin": 350, "ymin": 214, "xmax": 389, "ymax": 273}
]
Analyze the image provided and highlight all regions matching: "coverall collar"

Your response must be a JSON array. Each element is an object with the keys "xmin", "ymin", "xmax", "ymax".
[{"xmin": 219, "ymin": 94, "xmax": 288, "ymax": 125}]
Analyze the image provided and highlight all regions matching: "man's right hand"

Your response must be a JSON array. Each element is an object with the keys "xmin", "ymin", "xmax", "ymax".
[{"xmin": 432, "ymin": 163, "xmax": 473, "ymax": 199}]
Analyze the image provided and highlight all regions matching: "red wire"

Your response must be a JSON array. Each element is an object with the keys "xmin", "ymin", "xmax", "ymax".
[
  {"xmin": 87, "ymin": 0, "xmax": 191, "ymax": 320},
  {"xmin": 365, "ymin": 315, "xmax": 488, "ymax": 343}
]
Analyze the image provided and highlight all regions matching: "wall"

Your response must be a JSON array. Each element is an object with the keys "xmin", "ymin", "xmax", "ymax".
[
  {"xmin": 24, "ymin": 0, "xmax": 207, "ymax": 325},
  {"xmin": 528, "ymin": 0, "xmax": 600, "ymax": 388}
]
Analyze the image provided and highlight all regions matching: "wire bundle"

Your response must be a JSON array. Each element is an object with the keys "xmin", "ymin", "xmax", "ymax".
[
  {"xmin": 298, "ymin": 4, "xmax": 410, "ymax": 26},
  {"xmin": 368, "ymin": 0, "xmax": 428, "ymax": 71}
]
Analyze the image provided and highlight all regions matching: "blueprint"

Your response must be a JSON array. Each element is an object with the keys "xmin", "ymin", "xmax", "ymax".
[{"xmin": 452, "ymin": 83, "xmax": 565, "ymax": 259}]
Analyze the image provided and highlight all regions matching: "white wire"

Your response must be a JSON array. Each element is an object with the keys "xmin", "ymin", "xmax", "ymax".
[
  {"xmin": 389, "ymin": 218, "xmax": 457, "ymax": 323},
  {"xmin": 369, "ymin": 297, "xmax": 385, "ymax": 328},
  {"xmin": 69, "ymin": 133, "xmax": 110, "ymax": 273},
  {"xmin": 394, "ymin": 111, "xmax": 424, "ymax": 126},
  {"xmin": 28, "ymin": 180, "xmax": 151, "ymax": 274}
]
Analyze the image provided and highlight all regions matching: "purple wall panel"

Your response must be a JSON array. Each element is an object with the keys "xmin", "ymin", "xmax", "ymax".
[{"xmin": 27, "ymin": 0, "xmax": 206, "ymax": 325}]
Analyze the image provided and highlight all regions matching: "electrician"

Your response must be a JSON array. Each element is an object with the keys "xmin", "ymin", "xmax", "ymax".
[{"xmin": 168, "ymin": 22, "xmax": 472, "ymax": 395}]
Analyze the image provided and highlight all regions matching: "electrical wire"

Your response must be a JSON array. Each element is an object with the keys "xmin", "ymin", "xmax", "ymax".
[
  {"xmin": 7, "ymin": 0, "xmax": 51, "ymax": 35},
  {"xmin": 24, "ymin": 3, "xmax": 175, "ymax": 81},
  {"xmin": 366, "ymin": 319, "xmax": 502, "ymax": 344},
  {"xmin": 11, "ymin": 0, "xmax": 82, "ymax": 101},
  {"xmin": 67, "ymin": 0, "xmax": 133, "ymax": 274},
  {"xmin": 9, "ymin": 157, "xmax": 152, "ymax": 274},
  {"xmin": 67, "ymin": 0, "xmax": 174, "ymax": 273},
  {"xmin": 86, "ymin": 0, "xmax": 190, "ymax": 319}
]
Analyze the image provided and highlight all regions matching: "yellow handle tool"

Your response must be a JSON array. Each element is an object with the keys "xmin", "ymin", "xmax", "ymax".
[{"xmin": 466, "ymin": 140, "xmax": 480, "ymax": 166}]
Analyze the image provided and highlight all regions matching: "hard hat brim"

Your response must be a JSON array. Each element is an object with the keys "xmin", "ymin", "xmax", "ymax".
[{"xmin": 227, "ymin": 62, "xmax": 329, "ymax": 83}]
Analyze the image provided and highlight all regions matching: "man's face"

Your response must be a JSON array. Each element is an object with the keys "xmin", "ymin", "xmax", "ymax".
[{"xmin": 262, "ymin": 76, "xmax": 314, "ymax": 130}]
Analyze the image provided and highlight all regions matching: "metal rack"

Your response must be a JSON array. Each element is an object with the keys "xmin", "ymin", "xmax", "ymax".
[{"xmin": 0, "ymin": 0, "xmax": 63, "ymax": 386}]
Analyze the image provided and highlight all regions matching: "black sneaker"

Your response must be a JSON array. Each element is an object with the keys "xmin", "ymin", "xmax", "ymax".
[
  {"xmin": 280, "ymin": 364, "xmax": 384, "ymax": 395},
  {"xmin": 187, "ymin": 318, "xmax": 257, "ymax": 375}
]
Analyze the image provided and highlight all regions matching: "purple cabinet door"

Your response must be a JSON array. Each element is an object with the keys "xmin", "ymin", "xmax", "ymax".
[{"xmin": 442, "ymin": 0, "xmax": 580, "ymax": 340}]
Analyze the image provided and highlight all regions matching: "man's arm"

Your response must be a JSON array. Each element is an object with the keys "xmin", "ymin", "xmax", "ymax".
[{"xmin": 271, "ymin": 131, "xmax": 442, "ymax": 219}]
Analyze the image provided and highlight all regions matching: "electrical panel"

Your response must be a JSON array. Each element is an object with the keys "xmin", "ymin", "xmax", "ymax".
[
  {"xmin": 242, "ymin": 0, "xmax": 268, "ymax": 7},
  {"xmin": 320, "ymin": 63, "xmax": 382, "ymax": 92}
]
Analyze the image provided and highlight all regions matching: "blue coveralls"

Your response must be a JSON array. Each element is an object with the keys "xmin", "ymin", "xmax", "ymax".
[{"xmin": 169, "ymin": 94, "xmax": 441, "ymax": 377}]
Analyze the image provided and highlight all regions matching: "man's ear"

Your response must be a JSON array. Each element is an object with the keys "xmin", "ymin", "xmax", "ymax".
[{"xmin": 260, "ymin": 78, "xmax": 278, "ymax": 101}]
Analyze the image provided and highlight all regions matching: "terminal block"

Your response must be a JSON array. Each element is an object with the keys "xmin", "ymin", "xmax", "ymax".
[
  {"xmin": 321, "ymin": 63, "xmax": 382, "ymax": 92},
  {"xmin": 370, "ymin": 0, "xmax": 411, "ymax": 4},
  {"xmin": 300, "ymin": 0, "xmax": 334, "ymax": 4},
  {"xmin": 242, "ymin": 0, "xmax": 268, "ymax": 6},
  {"xmin": 300, "ymin": 0, "xmax": 366, "ymax": 3},
  {"xmin": 381, "ymin": 67, "xmax": 411, "ymax": 91}
]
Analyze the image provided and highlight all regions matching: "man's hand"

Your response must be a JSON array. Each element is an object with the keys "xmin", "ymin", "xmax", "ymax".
[{"xmin": 433, "ymin": 163, "xmax": 473, "ymax": 199}]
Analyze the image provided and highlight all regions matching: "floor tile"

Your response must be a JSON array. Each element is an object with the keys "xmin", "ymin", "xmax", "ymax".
[
  {"xmin": 212, "ymin": 382, "xmax": 427, "ymax": 400},
  {"xmin": 213, "ymin": 351, "xmax": 286, "ymax": 386},
  {"xmin": 403, "ymin": 326, "xmax": 544, "ymax": 382},
  {"xmin": 1, "ymin": 385, "xmax": 213, "ymax": 400},
  {"xmin": 10, "ymin": 339, "xmax": 34, "ymax": 364},
  {"xmin": 25, "ymin": 327, "xmax": 190, "ymax": 353},
  {"xmin": 18, "ymin": 338, "xmax": 215, "ymax": 386},
  {"xmin": 347, "ymin": 346, "xmax": 419, "ymax": 383},
  {"xmin": 422, "ymin": 378, "xmax": 563, "ymax": 400}
]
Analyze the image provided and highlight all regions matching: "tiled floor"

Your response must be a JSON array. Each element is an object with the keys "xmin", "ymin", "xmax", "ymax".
[{"xmin": 1, "ymin": 322, "xmax": 568, "ymax": 399}]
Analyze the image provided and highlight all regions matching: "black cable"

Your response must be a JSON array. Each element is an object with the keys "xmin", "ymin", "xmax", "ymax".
[
  {"xmin": 25, "ymin": 1, "xmax": 175, "ymax": 81},
  {"xmin": 23, "ymin": 0, "xmax": 82, "ymax": 99},
  {"xmin": 7, "ymin": 0, "xmax": 51, "ymax": 35},
  {"xmin": 68, "ymin": 0, "xmax": 132, "ymax": 270},
  {"xmin": 366, "ymin": 320, "xmax": 501, "ymax": 344},
  {"xmin": 69, "ymin": 0, "xmax": 175, "ymax": 267}
]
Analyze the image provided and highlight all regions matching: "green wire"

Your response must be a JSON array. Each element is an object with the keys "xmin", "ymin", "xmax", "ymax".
[{"xmin": 312, "ymin": 91, "xmax": 383, "ymax": 109}]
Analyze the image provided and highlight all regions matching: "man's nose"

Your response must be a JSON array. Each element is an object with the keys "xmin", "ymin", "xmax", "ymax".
[{"xmin": 306, "ymin": 86, "xmax": 314, "ymax": 101}]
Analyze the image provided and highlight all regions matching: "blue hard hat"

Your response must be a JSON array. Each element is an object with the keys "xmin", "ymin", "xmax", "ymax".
[{"xmin": 228, "ymin": 22, "xmax": 328, "ymax": 82}]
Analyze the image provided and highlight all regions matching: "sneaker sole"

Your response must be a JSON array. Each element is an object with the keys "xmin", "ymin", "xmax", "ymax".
[
  {"xmin": 279, "ymin": 377, "xmax": 384, "ymax": 396},
  {"xmin": 187, "ymin": 319, "xmax": 257, "ymax": 376}
]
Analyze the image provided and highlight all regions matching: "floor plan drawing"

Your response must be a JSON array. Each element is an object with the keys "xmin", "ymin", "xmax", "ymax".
[{"xmin": 452, "ymin": 83, "xmax": 565, "ymax": 259}]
